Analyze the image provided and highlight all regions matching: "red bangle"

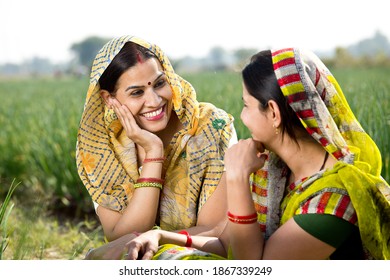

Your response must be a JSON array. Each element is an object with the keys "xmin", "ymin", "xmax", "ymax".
[
  {"xmin": 227, "ymin": 211, "xmax": 257, "ymax": 220},
  {"xmin": 136, "ymin": 177, "xmax": 165, "ymax": 184},
  {"xmin": 143, "ymin": 157, "xmax": 166, "ymax": 164},
  {"xmin": 178, "ymin": 230, "xmax": 192, "ymax": 247},
  {"xmin": 227, "ymin": 211, "xmax": 258, "ymax": 224}
]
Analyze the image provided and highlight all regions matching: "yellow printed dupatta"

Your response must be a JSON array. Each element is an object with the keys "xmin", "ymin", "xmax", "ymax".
[
  {"xmin": 76, "ymin": 35, "xmax": 234, "ymax": 230},
  {"xmin": 251, "ymin": 48, "xmax": 390, "ymax": 259}
]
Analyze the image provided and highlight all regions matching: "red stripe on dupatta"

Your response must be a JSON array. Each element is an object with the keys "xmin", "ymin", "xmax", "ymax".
[
  {"xmin": 252, "ymin": 185, "xmax": 267, "ymax": 196},
  {"xmin": 335, "ymin": 195, "xmax": 351, "ymax": 218},
  {"xmin": 255, "ymin": 204, "xmax": 268, "ymax": 214},
  {"xmin": 273, "ymin": 57, "xmax": 296, "ymax": 69},
  {"xmin": 315, "ymin": 68, "xmax": 321, "ymax": 86},
  {"xmin": 272, "ymin": 48, "xmax": 294, "ymax": 56},
  {"xmin": 332, "ymin": 150, "xmax": 344, "ymax": 160},
  {"xmin": 316, "ymin": 192, "xmax": 332, "ymax": 213},
  {"xmin": 301, "ymin": 199, "xmax": 310, "ymax": 214},
  {"xmin": 319, "ymin": 137, "xmax": 329, "ymax": 147},
  {"xmin": 306, "ymin": 126, "xmax": 322, "ymax": 135},
  {"xmin": 297, "ymin": 109, "xmax": 315, "ymax": 118},
  {"xmin": 287, "ymin": 91, "xmax": 307, "ymax": 103},
  {"xmin": 349, "ymin": 212, "xmax": 358, "ymax": 224},
  {"xmin": 277, "ymin": 73, "xmax": 301, "ymax": 87}
]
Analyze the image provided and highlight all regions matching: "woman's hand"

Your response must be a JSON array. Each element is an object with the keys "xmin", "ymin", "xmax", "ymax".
[
  {"xmin": 123, "ymin": 230, "xmax": 161, "ymax": 260},
  {"xmin": 110, "ymin": 97, "xmax": 163, "ymax": 155},
  {"xmin": 225, "ymin": 138, "xmax": 267, "ymax": 179},
  {"xmin": 84, "ymin": 232, "xmax": 138, "ymax": 260}
]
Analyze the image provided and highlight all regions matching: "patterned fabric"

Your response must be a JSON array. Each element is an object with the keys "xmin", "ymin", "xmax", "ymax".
[
  {"xmin": 153, "ymin": 244, "xmax": 226, "ymax": 260},
  {"xmin": 76, "ymin": 35, "xmax": 234, "ymax": 231},
  {"xmin": 251, "ymin": 48, "xmax": 390, "ymax": 259}
]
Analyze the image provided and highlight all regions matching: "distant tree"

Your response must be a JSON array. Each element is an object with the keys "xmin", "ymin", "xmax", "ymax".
[
  {"xmin": 233, "ymin": 48, "xmax": 258, "ymax": 69},
  {"xmin": 333, "ymin": 47, "xmax": 357, "ymax": 68},
  {"xmin": 70, "ymin": 36, "xmax": 109, "ymax": 69},
  {"xmin": 348, "ymin": 30, "xmax": 390, "ymax": 57},
  {"xmin": 207, "ymin": 46, "xmax": 229, "ymax": 70},
  {"xmin": 25, "ymin": 57, "xmax": 53, "ymax": 75},
  {"xmin": 0, "ymin": 63, "xmax": 21, "ymax": 75}
]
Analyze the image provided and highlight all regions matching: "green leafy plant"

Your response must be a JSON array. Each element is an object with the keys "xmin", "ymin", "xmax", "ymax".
[{"xmin": 0, "ymin": 179, "xmax": 21, "ymax": 259}]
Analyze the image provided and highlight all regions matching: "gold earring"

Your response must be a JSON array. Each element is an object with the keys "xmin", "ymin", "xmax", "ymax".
[{"xmin": 273, "ymin": 124, "xmax": 279, "ymax": 135}]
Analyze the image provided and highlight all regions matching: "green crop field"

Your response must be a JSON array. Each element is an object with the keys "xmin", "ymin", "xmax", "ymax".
[{"xmin": 0, "ymin": 68, "xmax": 389, "ymax": 259}]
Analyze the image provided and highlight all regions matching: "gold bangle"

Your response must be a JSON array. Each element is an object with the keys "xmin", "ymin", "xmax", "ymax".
[{"xmin": 134, "ymin": 182, "xmax": 163, "ymax": 190}]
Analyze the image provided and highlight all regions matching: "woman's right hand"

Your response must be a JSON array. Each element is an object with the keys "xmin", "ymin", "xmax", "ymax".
[
  {"xmin": 84, "ymin": 232, "xmax": 139, "ymax": 260},
  {"xmin": 110, "ymin": 97, "xmax": 163, "ymax": 155},
  {"xmin": 123, "ymin": 230, "xmax": 161, "ymax": 260}
]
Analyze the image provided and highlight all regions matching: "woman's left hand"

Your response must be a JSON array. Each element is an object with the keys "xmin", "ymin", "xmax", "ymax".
[{"xmin": 225, "ymin": 138, "xmax": 267, "ymax": 179}]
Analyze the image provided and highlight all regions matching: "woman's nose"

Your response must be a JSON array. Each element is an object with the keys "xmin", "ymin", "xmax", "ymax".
[{"xmin": 145, "ymin": 89, "xmax": 162, "ymax": 107}]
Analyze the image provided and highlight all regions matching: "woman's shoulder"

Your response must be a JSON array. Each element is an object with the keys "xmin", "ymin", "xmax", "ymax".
[
  {"xmin": 198, "ymin": 102, "xmax": 234, "ymax": 127},
  {"xmin": 199, "ymin": 101, "xmax": 230, "ymax": 113}
]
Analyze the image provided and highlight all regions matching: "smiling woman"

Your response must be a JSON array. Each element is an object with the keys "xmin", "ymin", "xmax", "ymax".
[
  {"xmin": 99, "ymin": 43, "xmax": 177, "ymax": 136},
  {"xmin": 76, "ymin": 35, "xmax": 237, "ymax": 259}
]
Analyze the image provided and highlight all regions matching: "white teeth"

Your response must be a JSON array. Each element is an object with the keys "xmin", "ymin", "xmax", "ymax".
[{"xmin": 142, "ymin": 107, "xmax": 163, "ymax": 118}]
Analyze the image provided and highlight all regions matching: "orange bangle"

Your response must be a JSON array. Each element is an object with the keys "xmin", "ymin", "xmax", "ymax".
[
  {"xmin": 227, "ymin": 211, "xmax": 258, "ymax": 224},
  {"xmin": 178, "ymin": 230, "xmax": 192, "ymax": 247},
  {"xmin": 143, "ymin": 157, "xmax": 166, "ymax": 164}
]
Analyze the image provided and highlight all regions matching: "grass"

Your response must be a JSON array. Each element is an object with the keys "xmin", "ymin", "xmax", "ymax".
[
  {"xmin": 0, "ymin": 67, "xmax": 389, "ymax": 259},
  {"xmin": 0, "ymin": 77, "xmax": 105, "ymax": 259},
  {"xmin": 0, "ymin": 179, "xmax": 19, "ymax": 259},
  {"xmin": 0, "ymin": 180, "xmax": 104, "ymax": 260}
]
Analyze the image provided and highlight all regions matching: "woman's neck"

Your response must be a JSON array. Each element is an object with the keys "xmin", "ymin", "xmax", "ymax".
[
  {"xmin": 156, "ymin": 112, "xmax": 183, "ymax": 147},
  {"xmin": 136, "ymin": 112, "xmax": 183, "ymax": 165},
  {"xmin": 274, "ymin": 136, "xmax": 333, "ymax": 184}
]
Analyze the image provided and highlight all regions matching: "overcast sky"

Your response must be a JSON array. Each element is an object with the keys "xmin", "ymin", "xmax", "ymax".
[{"xmin": 1, "ymin": 0, "xmax": 388, "ymax": 64}]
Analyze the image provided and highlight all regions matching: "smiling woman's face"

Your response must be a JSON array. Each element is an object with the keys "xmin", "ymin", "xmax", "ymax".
[
  {"xmin": 240, "ymin": 83, "xmax": 274, "ymax": 144},
  {"xmin": 113, "ymin": 57, "xmax": 174, "ymax": 133}
]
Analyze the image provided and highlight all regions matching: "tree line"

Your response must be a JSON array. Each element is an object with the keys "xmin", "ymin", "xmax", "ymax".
[{"xmin": 2, "ymin": 31, "xmax": 390, "ymax": 77}]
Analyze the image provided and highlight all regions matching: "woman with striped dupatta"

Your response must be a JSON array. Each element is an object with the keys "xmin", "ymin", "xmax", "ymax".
[
  {"xmin": 224, "ymin": 48, "xmax": 390, "ymax": 259},
  {"xmin": 121, "ymin": 48, "xmax": 389, "ymax": 260}
]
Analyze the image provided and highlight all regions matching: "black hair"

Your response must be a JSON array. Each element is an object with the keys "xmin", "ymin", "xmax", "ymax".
[
  {"xmin": 242, "ymin": 50, "xmax": 304, "ymax": 142},
  {"xmin": 98, "ymin": 42, "xmax": 158, "ymax": 94}
]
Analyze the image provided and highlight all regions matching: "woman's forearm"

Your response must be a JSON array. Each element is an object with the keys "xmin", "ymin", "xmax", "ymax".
[
  {"xmin": 102, "ymin": 157, "xmax": 164, "ymax": 241},
  {"xmin": 158, "ymin": 230, "xmax": 227, "ymax": 257},
  {"xmin": 226, "ymin": 175, "xmax": 264, "ymax": 259}
]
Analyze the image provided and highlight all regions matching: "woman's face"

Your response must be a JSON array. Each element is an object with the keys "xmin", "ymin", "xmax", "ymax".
[
  {"xmin": 114, "ymin": 58, "xmax": 174, "ymax": 133},
  {"xmin": 240, "ymin": 83, "xmax": 273, "ymax": 143}
]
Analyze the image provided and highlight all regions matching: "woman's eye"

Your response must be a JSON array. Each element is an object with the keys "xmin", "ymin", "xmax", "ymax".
[
  {"xmin": 155, "ymin": 79, "xmax": 166, "ymax": 88},
  {"xmin": 131, "ymin": 90, "xmax": 144, "ymax": 96}
]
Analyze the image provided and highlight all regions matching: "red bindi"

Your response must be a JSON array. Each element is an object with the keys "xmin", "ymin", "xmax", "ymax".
[{"xmin": 148, "ymin": 82, "xmax": 151, "ymax": 85}]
